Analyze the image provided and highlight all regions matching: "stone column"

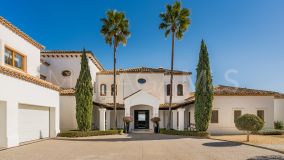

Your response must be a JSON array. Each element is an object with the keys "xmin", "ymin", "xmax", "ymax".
[
  {"xmin": 124, "ymin": 105, "xmax": 130, "ymax": 116},
  {"xmin": 177, "ymin": 108, "xmax": 185, "ymax": 131},
  {"xmin": 105, "ymin": 110, "xmax": 111, "ymax": 130},
  {"xmin": 99, "ymin": 108, "xmax": 106, "ymax": 131},
  {"xmin": 172, "ymin": 110, "xmax": 178, "ymax": 130}
]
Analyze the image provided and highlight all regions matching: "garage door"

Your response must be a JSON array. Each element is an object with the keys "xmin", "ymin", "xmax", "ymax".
[{"xmin": 19, "ymin": 105, "xmax": 50, "ymax": 143}]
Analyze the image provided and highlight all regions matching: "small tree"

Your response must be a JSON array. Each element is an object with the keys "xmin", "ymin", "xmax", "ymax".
[
  {"xmin": 75, "ymin": 49, "xmax": 93, "ymax": 131},
  {"xmin": 194, "ymin": 40, "xmax": 213, "ymax": 131},
  {"xmin": 235, "ymin": 114, "xmax": 264, "ymax": 141}
]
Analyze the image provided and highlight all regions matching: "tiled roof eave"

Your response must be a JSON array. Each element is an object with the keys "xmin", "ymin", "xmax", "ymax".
[
  {"xmin": 0, "ymin": 16, "xmax": 44, "ymax": 50},
  {"xmin": 60, "ymin": 88, "xmax": 76, "ymax": 96},
  {"xmin": 41, "ymin": 52, "xmax": 104, "ymax": 71},
  {"xmin": 0, "ymin": 65, "xmax": 59, "ymax": 91}
]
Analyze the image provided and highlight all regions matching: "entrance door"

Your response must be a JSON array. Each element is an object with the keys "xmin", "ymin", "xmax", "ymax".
[{"xmin": 134, "ymin": 110, "xmax": 149, "ymax": 129}]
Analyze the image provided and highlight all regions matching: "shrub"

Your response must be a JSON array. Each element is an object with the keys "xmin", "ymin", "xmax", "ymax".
[
  {"xmin": 151, "ymin": 117, "xmax": 161, "ymax": 123},
  {"xmin": 274, "ymin": 121, "xmax": 284, "ymax": 130},
  {"xmin": 160, "ymin": 129, "xmax": 209, "ymax": 137},
  {"xmin": 235, "ymin": 114, "xmax": 264, "ymax": 141},
  {"xmin": 257, "ymin": 129, "xmax": 283, "ymax": 135},
  {"xmin": 123, "ymin": 116, "xmax": 133, "ymax": 123},
  {"xmin": 57, "ymin": 130, "xmax": 123, "ymax": 138}
]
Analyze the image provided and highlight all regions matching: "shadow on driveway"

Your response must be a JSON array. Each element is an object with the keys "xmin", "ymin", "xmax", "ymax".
[
  {"xmin": 55, "ymin": 133, "xmax": 206, "ymax": 142},
  {"xmin": 202, "ymin": 141, "xmax": 242, "ymax": 147},
  {"xmin": 247, "ymin": 155, "xmax": 284, "ymax": 160}
]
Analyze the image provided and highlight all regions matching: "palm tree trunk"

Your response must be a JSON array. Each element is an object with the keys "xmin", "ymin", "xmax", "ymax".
[
  {"xmin": 113, "ymin": 44, "xmax": 117, "ymax": 130},
  {"xmin": 167, "ymin": 31, "xmax": 175, "ymax": 130}
]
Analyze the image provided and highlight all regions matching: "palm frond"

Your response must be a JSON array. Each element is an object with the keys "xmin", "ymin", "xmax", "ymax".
[
  {"xmin": 165, "ymin": 29, "xmax": 171, "ymax": 38},
  {"xmin": 159, "ymin": 1, "xmax": 191, "ymax": 39},
  {"xmin": 100, "ymin": 10, "xmax": 130, "ymax": 47}
]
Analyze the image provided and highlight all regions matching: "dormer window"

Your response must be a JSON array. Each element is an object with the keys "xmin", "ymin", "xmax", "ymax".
[{"xmin": 4, "ymin": 47, "xmax": 26, "ymax": 71}]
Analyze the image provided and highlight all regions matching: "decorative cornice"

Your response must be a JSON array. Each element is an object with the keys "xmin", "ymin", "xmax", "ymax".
[
  {"xmin": 0, "ymin": 65, "xmax": 59, "ymax": 91},
  {"xmin": 0, "ymin": 16, "xmax": 44, "ymax": 50},
  {"xmin": 41, "ymin": 51, "xmax": 104, "ymax": 71}
]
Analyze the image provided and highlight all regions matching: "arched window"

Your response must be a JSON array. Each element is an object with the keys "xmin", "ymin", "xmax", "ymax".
[
  {"xmin": 166, "ymin": 84, "xmax": 171, "ymax": 96},
  {"xmin": 177, "ymin": 84, "xmax": 183, "ymax": 96},
  {"xmin": 100, "ymin": 84, "xmax": 106, "ymax": 96},
  {"xmin": 111, "ymin": 84, "xmax": 117, "ymax": 96}
]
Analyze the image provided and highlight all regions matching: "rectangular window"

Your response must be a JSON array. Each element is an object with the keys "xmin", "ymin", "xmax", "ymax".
[
  {"xmin": 188, "ymin": 112, "xmax": 191, "ymax": 126},
  {"xmin": 4, "ymin": 47, "xmax": 26, "ymax": 71},
  {"xmin": 234, "ymin": 110, "xmax": 242, "ymax": 123},
  {"xmin": 257, "ymin": 110, "xmax": 264, "ymax": 121},
  {"xmin": 177, "ymin": 112, "xmax": 179, "ymax": 127},
  {"xmin": 166, "ymin": 84, "xmax": 170, "ymax": 96},
  {"xmin": 5, "ymin": 48, "xmax": 13, "ymax": 65},
  {"xmin": 211, "ymin": 110, "xmax": 218, "ymax": 123}
]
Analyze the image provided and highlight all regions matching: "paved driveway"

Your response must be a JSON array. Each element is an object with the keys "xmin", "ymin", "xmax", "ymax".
[{"xmin": 0, "ymin": 134, "xmax": 284, "ymax": 160}]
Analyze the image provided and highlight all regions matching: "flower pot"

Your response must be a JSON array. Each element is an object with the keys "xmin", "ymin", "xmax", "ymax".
[
  {"xmin": 154, "ymin": 123, "xmax": 160, "ymax": 133},
  {"xmin": 124, "ymin": 123, "xmax": 130, "ymax": 133}
]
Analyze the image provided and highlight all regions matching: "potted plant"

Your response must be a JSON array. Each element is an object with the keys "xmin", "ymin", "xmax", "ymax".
[
  {"xmin": 151, "ymin": 117, "xmax": 161, "ymax": 133},
  {"xmin": 123, "ymin": 116, "xmax": 133, "ymax": 133}
]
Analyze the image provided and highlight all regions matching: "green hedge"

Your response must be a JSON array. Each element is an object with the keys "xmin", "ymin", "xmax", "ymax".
[
  {"xmin": 256, "ymin": 129, "xmax": 284, "ymax": 135},
  {"xmin": 160, "ymin": 129, "xmax": 209, "ymax": 137},
  {"xmin": 57, "ymin": 130, "xmax": 123, "ymax": 137}
]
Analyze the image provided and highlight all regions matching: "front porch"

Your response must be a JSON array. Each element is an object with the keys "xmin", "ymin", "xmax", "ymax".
[
  {"xmin": 95, "ymin": 107, "xmax": 187, "ymax": 132},
  {"xmin": 93, "ymin": 90, "xmax": 194, "ymax": 132}
]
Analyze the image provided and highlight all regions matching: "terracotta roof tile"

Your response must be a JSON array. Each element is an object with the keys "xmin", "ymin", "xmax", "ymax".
[
  {"xmin": 97, "ymin": 67, "xmax": 191, "ymax": 75},
  {"xmin": 60, "ymin": 88, "xmax": 75, "ymax": 96},
  {"xmin": 0, "ymin": 65, "xmax": 59, "ymax": 91},
  {"xmin": 41, "ymin": 50, "xmax": 104, "ymax": 71},
  {"xmin": 187, "ymin": 85, "xmax": 284, "ymax": 100},
  {"xmin": 214, "ymin": 85, "xmax": 280, "ymax": 96},
  {"xmin": 0, "ymin": 16, "xmax": 44, "ymax": 50}
]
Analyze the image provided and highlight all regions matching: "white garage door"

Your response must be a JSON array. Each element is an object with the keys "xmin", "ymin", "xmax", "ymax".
[{"xmin": 19, "ymin": 105, "xmax": 50, "ymax": 143}]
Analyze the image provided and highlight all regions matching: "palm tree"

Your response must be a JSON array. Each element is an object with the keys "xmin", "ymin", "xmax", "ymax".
[
  {"xmin": 100, "ymin": 10, "xmax": 130, "ymax": 129},
  {"xmin": 159, "ymin": 1, "xmax": 191, "ymax": 130}
]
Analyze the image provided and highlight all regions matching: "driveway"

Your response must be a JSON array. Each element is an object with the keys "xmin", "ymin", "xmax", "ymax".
[{"xmin": 0, "ymin": 133, "xmax": 284, "ymax": 160}]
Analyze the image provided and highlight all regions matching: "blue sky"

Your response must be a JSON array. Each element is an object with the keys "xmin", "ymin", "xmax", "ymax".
[{"xmin": 1, "ymin": 0, "xmax": 284, "ymax": 92}]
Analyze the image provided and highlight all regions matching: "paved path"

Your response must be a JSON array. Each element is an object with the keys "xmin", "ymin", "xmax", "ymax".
[{"xmin": 0, "ymin": 134, "xmax": 284, "ymax": 160}]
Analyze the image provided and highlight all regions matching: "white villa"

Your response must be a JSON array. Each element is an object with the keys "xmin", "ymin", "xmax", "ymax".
[{"xmin": 1, "ymin": 16, "xmax": 284, "ymax": 148}]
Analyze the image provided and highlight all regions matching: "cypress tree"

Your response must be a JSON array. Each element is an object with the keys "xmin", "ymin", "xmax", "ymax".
[
  {"xmin": 75, "ymin": 49, "xmax": 93, "ymax": 131},
  {"xmin": 194, "ymin": 40, "xmax": 214, "ymax": 131}
]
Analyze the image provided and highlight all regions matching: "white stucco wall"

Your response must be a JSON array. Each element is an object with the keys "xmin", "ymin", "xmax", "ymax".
[
  {"xmin": 274, "ymin": 99, "xmax": 284, "ymax": 123},
  {"xmin": 96, "ymin": 73, "xmax": 190, "ymax": 104},
  {"xmin": 0, "ymin": 74, "xmax": 60, "ymax": 148},
  {"xmin": 40, "ymin": 56, "xmax": 99, "ymax": 91},
  {"xmin": 59, "ymin": 96, "xmax": 77, "ymax": 132},
  {"xmin": 185, "ymin": 96, "xmax": 275, "ymax": 135},
  {"xmin": 0, "ymin": 23, "xmax": 41, "ymax": 77}
]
